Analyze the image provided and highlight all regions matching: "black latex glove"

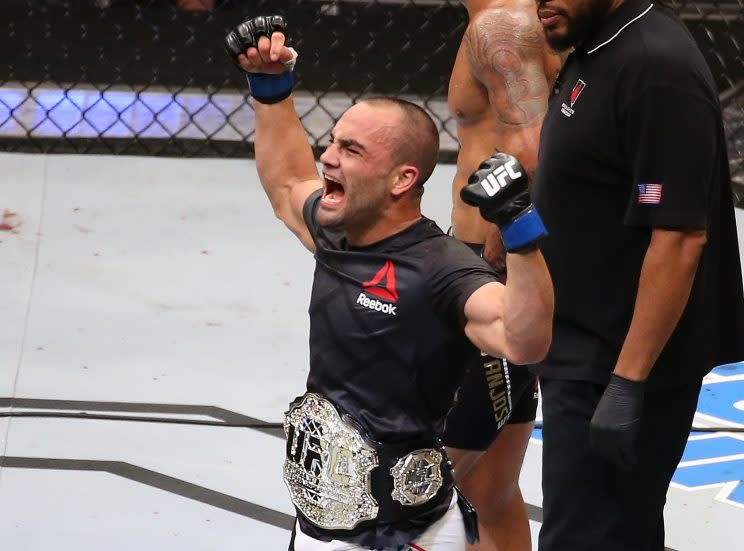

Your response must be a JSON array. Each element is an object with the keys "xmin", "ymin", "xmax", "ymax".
[{"xmin": 589, "ymin": 373, "xmax": 645, "ymax": 470}]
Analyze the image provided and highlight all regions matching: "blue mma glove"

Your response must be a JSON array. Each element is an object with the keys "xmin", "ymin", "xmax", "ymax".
[
  {"xmin": 460, "ymin": 152, "xmax": 547, "ymax": 253},
  {"xmin": 224, "ymin": 15, "xmax": 297, "ymax": 104}
]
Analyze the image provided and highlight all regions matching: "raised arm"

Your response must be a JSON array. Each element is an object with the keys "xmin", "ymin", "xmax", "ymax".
[
  {"xmin": 460, "ymin": 153, "xmax": 554, "ymax": 364},
  {"xmin": 225, "ymin": 16, "xmax": 322, "ymax": 251}
]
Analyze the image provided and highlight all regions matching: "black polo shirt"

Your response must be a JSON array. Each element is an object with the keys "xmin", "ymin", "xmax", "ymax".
[{"xmin": 531, "ymin": 0, "xmax": 744, "ymax": 388}]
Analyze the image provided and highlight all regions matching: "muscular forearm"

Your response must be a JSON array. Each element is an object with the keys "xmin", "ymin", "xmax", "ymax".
[
  {"xmin": 226, "ymin": 18, "xmax": 320, "ymax": 251},
  {"xmin": 254, "ymin": 97, "xmax": 319, "ymax": 215},
  {"xmin": 464, "ymin": 250, "xmax": 553, "ymax": 362},
  {"xmin": 500, "ymin": 249, "xmax": 554, "ymax": 364},
  {"xmin": 461, "ymin": 151, "xmax": 552, "ymax": 362},
  {"xmin": 614, "ymin": 229, "xmax": 706, "ymax": 381}
]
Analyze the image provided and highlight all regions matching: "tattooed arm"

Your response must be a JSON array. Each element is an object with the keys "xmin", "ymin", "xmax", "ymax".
[
  {"xmin": 447, "ymin": 4, "xmax": 555, "ymax": 265},
  {"xmin": 463, "ymin": 7, "xmax": 551, "ymax": 178}
]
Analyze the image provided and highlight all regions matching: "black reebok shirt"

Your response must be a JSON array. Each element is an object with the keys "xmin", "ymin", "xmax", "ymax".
[
  {"xmin": 531, "ymin": 0, "xmax": 744, "ymax": 388},
  {"xmin": 298, "ymin": 189, "xmax": 498, "ymax": 545}
]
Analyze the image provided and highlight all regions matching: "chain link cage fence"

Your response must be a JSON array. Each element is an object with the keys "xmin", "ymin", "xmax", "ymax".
[{"xmin": 1, "ymin": 0, "xmax": 742, "ymax": 206}]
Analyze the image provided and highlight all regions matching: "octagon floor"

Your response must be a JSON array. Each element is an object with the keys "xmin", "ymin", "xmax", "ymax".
[{"xmin": 1, "ymin": 152, "xmax": 743, "ymax": 551}]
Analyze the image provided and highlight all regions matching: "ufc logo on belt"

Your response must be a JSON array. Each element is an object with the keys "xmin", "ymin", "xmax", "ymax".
[{"xmin": 480, "ymin": 161, "xmax": 523, "ymax": 196}]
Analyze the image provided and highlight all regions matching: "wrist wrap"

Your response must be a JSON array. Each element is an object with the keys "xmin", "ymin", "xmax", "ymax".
[
  {"xmin": 500, "ymin": 206, "xmax": 548, "ymax": 253},
  {"xmin": 246, "ymin": 71, "xmax": 294, "ymax": 104}
]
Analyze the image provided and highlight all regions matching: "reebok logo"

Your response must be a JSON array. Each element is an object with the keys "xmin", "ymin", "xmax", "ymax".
[
  {"xmin": 362, "ymin": 260, "xmax": 398, "ymax": 302},
  {"xmin": 358, "ymin": 261, "xmax": 398, "ymax": 316},
  {"xmin": 356, "ymin": 292, "xmax": 397, "ymax": 316}
]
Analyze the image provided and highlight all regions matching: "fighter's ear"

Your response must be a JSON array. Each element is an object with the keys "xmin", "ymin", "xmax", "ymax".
[{"xmin": 391, "ymin": 165, "xmax": 420, "ymax": 197}]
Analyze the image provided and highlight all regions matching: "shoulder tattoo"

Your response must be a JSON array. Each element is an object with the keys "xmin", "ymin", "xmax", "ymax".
[{"xmin": 464, "ymin": 9, "xmax": 548, "ymax": 125}]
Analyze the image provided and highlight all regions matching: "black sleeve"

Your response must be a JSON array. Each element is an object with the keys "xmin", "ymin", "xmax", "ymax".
[
  {"xmin": 621, "ymin": 85, "xmax": 718, "ymax": 230},
  {"xmin": 425, "ymin": 238, "xmax": 500, "ymax": 329},
  {"xmin": 302, "ymin": 188, "xmax": 324, "ymax": 240}
]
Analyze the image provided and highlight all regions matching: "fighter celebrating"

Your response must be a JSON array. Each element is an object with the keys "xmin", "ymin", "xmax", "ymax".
[{"xmin": 225, "ymin": 16, "xmax": 554, "ymax": 550}]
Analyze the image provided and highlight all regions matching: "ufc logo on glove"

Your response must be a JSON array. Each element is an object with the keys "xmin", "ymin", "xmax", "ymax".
[{"xmin": 480, "ymin": 160, "xmax": 523, "ymax": 197}]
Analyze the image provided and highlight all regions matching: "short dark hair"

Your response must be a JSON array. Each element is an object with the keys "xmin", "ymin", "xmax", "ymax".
[{"xmin": 361, "ymin": 97, "xmax": 440, "ymax": 187}]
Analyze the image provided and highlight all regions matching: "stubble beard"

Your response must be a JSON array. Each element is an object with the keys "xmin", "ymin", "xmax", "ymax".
[
  {"xmin": 544, "ymin": 0, "xmax": 615, "ymax": 51},
  {"xmin": 316, "ymin": 196, "xmax": 375, "ymax": 234}
]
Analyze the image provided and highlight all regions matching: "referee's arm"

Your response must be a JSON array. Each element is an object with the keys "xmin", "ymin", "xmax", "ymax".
[
  {"xmin": 614, "ymin": 82, "xmax": 718, "ymax": 382},
  {"xmin": 613, "ymin": 228, "xmax": 706, "ymax": 382}
]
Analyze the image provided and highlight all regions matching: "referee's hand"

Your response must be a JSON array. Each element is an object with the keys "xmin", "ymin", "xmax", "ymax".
[{"xmin": 589, "ymin": 373, "xmax": 645, "ymax": 470}]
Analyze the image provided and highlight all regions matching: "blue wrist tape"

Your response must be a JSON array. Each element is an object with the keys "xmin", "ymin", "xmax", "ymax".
[
  {"xmin": 246, "ymin": 71, "xmax": 294, "ymax": 104},
  {"xmin": 500, "ymin": 205, "xmax": 548, "ymax": 252}
]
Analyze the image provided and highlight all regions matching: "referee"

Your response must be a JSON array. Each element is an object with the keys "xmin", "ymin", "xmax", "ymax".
[{"xmin": 531, "ymin": 0, "xmax": 744, "ymax": 549}]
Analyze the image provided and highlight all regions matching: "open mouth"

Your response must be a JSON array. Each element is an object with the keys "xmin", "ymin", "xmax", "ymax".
[
  {"xmin": 538, "ymin": 7, "xmax": 562, "ymax": 26},
  {"xmin": 321, "ymin": 174, "xmax": 346, "ymax": 207}
]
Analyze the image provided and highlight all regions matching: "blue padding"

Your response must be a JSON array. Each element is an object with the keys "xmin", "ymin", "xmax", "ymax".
[
  {"xmin": 500, "ymin": 206, "xmax": 548, "ymax": 252},
  {"xmin": 246, "ymin": 71, "xmax": 294, "ymax": 102}
]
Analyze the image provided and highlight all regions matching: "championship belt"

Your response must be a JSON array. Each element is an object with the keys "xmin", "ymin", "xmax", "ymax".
[
  {"xmin": 283, "ymin": 393, "xmax": 449, "ymax": 532},
  {"xmin": 283, "ymin": 393, "xmax": 379, "ymax": 530},
  {"xmin": 390, "ymin": 448, "xmax": 444, "ymax": 506}
]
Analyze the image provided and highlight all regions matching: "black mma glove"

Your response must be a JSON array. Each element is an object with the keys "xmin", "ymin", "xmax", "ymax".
[
  {"xmin": 460, "ymin": 152, "xmax": 547, "ymax": 253},
  {"xmin": 224, "ymin": 15, "xmax": 297, "ymax": 104},
  {"xmin": 589, "ymin": 373, "xmax": 645, "ymax": 470}
]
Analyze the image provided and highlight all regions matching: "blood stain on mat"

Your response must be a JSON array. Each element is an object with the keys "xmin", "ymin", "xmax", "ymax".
[{"xmin": 0, "ymin": 210, "xmax": 21, "ymax": 231}]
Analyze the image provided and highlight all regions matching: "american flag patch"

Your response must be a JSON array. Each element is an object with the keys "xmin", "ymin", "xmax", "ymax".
[{"xmin": 638, "ymin": 183, "xmax": 662, "ymax": 204}]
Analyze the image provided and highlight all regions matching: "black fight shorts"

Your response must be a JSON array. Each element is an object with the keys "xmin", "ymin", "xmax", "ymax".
[
  {"xmin": 441, "ymin": 238, "xmax": 538, "ymax": 451},
  {"xmin": 443, "ymin": 354, "xmax": 538, "ymax": 451}
]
